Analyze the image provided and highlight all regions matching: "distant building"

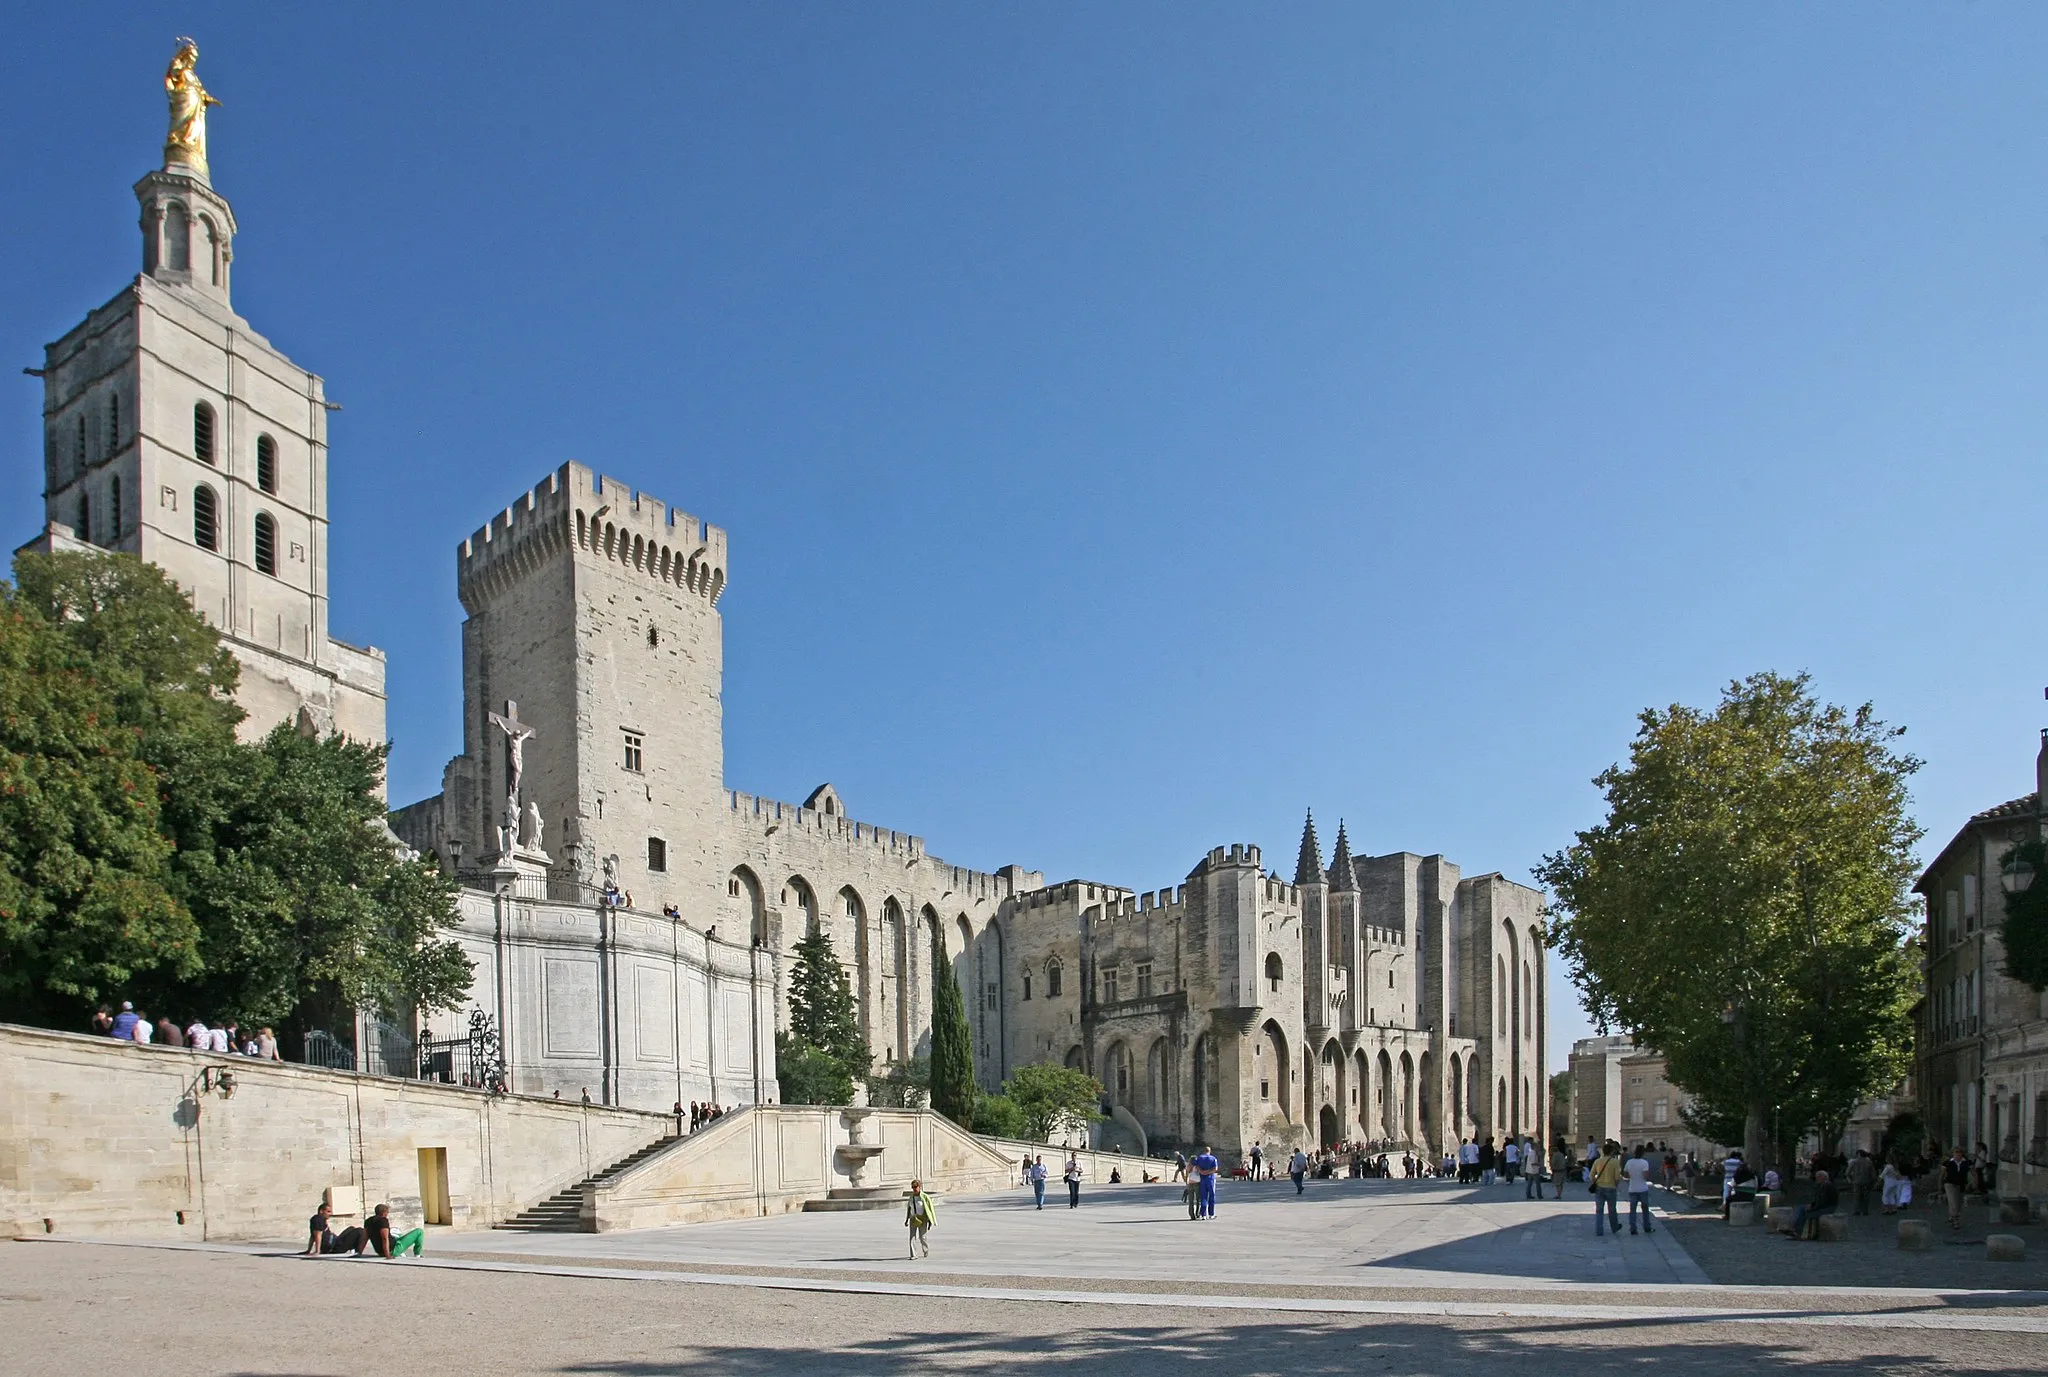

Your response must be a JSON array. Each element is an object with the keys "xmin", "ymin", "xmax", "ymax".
[
  {"xmin": 1566, "ymin": 1035, "xmax": 1725, "ymax": 1162},
  {"xmin": 1915, "ymin": 731, "xmax": 2048, "ymax": 1204}
]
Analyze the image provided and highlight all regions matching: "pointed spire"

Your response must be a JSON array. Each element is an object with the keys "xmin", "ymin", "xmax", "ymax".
[
  {"xmin": 1328, "ymin": 821, "xmax": 1358, "ymax": 892},
  {"xmin": 1294, "ymin": 810, "xmax": 1323, "ymax": 885}
]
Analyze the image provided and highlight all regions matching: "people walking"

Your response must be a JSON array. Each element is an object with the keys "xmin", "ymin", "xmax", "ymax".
[
  {"xmin": 1029, "ymin": 1155, "xmax": 1048, "ymax": 1209},
  {"xmin": 1591, "ymin": 1141, "xmax": 1624, "ymax": 1236},
  {"xmin": 1550, "ymin": 1140, "xmax": 1571, "ymax": 1199},
  {"xmin": 1063, "ymin": 1153, "xmax": 1083, "ymax": 1208},
  {"xmin": 1522, "ymin": 1137, "xmax": 1543, "ymax": 1199},
  {"xmin": 1289, "ymin": 1147, "xmax": 1309, "ymax": 1194},
  {"xmin": 1846, "ymin": 1149, "xmax": 1877, "ymax": 1216},
  {"xmin": 1623, "ymin": 1143, "xmax": 1655, "ymax": 1234},
  {"xmin": 1942, "ymin": 1147, "xmax": 1970, "ymax": 1231},
  {"xmin": 905, "ymin": 1178, "xmax": 936, "ymax": 1257},
  {"xmin": 1250, "ymin": 1142, "xmax": 1264, "ymax": 1180},
  {"xmin": 1192, "ymin": 1145, "xmax": 1220, "ymax": 1219},
  {"xmin": 1880, "ymin": 1160, "xmax": 1912, "ymax": 1213},
  {"xmin": 1503, "ymin": 1137, "xmax": 1520, "ymax": 1182}
]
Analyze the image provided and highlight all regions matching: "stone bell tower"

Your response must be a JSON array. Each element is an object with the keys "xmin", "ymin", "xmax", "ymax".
[{"xmin": 20, "ymin": 40, "xmax": 387, "ymax": 748}]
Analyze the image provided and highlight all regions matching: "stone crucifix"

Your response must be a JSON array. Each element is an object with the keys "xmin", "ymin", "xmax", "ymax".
[{"xmin": 488, "ymin": 700, "xmax": 538, "ymax": 851}]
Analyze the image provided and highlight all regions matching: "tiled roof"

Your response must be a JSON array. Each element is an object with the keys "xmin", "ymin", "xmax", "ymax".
[{"xmin": 1970, "ymin": 793, "xmax": 2039, "ymax": 825}]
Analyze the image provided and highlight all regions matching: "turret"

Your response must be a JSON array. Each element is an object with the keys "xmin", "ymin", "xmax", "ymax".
[
  {"xmin": 1328, "ymin": 822, "xmax": 1358, "ymax": 892},
  {"xmin": 1294, "ymin": 811, "xmax": 1324, "ymax": 886}
]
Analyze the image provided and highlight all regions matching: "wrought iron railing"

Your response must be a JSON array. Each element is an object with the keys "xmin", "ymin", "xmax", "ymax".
[
  {"xmin": 417, "ymin": 1009, "xmax": 507, "ymax": 1093},
  {"xmin": 302, "ymin": 1028, "xmax": 355, "ymax": 1071}
]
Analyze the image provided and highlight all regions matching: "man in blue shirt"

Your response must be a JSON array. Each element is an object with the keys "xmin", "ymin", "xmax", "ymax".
[
  {"xmin": 1192, "ymin": 1146, "xmax": 1220, "ymax": 1220},
  {"xmin": 110, "ymin": 1001, "xmax": 140, "ymax": 1040}
]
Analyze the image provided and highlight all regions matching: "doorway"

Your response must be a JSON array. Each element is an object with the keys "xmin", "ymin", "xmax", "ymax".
[
  {"xmin": 417, "ymin": 1147, "xmax": 450, "ymax": 1226},
  {"xmin": 1319, "ymin": 1105, "xmax": 1339, "ymax": 1148}
]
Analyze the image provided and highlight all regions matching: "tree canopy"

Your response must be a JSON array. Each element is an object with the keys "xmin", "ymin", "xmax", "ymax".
[
  {"xmin": 1001, "ymin": 1063, "xmax": 1105, "ymax": 1143},
  {"xmin": 775, "ymin": 928, "xmax": 870, "ymax": 1105},
  {"xmin": 1535, "ymin": 672, "xmax": 1921, "ymax": 1168},
  {"xmin": 0, "ymin": 550, "xmax": 470, "ymax": 1033}
]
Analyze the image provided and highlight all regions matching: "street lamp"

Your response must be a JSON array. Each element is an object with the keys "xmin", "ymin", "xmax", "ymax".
[{"xmin": 2000, "ymin": 849, "xmax": 2036, "ymax": 897}]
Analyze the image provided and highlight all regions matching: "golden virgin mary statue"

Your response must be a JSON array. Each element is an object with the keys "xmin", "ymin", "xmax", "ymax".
[{"xmin": 164, "ymin": 38, "xmax": 220, "ymax": 173}]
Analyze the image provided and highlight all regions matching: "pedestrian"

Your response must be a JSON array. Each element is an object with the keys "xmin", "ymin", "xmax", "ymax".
[
  {"xmin": 1720, "ymin": 1149, "xmax": 1745, "ymax": 1217},
  {"xmin": 904, "ymin": 1178, "xmax": 936, "ymax": 1258},
  {"xmin": 155, "ymin": 1016, "xmax": 185, "ymax": 1047},
  {"xmin": 1503, "ymin": 1136, "xmax": 1521, "ymax": 1182},
  {"xmin": 1181, "ymin": 1169, "xmax": 1201, "ymax": 1220},
  {"xmin": 1523, "ymin": 1137, "xmax": 1545, "ymax": 1200},
  {"xmin": 1029, "ymin": 1155, "xmax": 1048, "ymax": 1209},
  {"xmin": 1173, "ymin": 1150, "xmax": 1189, "ymax": 1183},
  {"xmin": 1623, "ymin": 1143, "xmax": 1655, "ymax": 1234},
  {"xmin": 1846, "ymin": 1149, "xmax": 1877, "ymax": 1216},
  {"xmin": 581, "ymin": 1086, "xmax": 591, "ymax": 1105},
  {"xmin": 1479, "ymin": 1136, "xmax": 1497, "ymax": 1186},
  {"xmin": 130, "ymin": 1010, "xmax": 153, "ymax": 1043},
  {"xmin": 1880, "ymin": 1160, "xmax": 1912, "ymax": 1213},
  {"xmin": 110, "ymin": 1002, "xmax": 139, "ymax": 1040},
  {"xmin": 1063, "ymin": 1153, "xmax": 1083, "ymax": 1208},
  {"xmin": 364, "ymin": 1203, "xmax": 425, "ymax": 1258},
  {"xmin": 1192, "ymin": 1144, "xmax": 1220, "ymax": 1220},
  {"xmin": 1021, "ymin": 1154, "xmax": 1033, "ymax": 1187},
  {"xmin": 1289, "ymin": 1147, "xmax": 1309, "ymax": 1195},
  {"xmin": 1786, "ymin": 1170, "xmax": 1840, "ymax": 1242},
  {"xmin": 90, "ymin": 1005, "xmax": 114, "ymax": 1036},
  {"xmin": 1550, "ymin": 1140, "xmax": 1571, "ymax": 1199},
  {"xmin": 1942, "ymin": 1146, "xmax": 1969, "ymax": 1231},
  {"xmin": 1591, "ymin": 1140, "xmax": 1624, "ymax": 1237},
  {"xmin": 1250, "ymin": 1142, "xmax": 1264, "ymax": 1180},
  {"xmin": 206, "ymin": 1023, "xmax": 229, "ymax": 1053},
  {"xmin": 303, "ymin": 1202, "xmax": 368, "ymax": 1257}
]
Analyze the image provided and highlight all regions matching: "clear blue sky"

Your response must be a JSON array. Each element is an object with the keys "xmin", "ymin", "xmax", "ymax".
[{"xmin": 8, "ymin": 7, "xmax": 2048, "ymax": 1073}]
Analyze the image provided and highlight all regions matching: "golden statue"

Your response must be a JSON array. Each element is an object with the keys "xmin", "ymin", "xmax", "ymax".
[{"xmin": 164, "ymin": 38, "xmax": 220, "ymax": 173}]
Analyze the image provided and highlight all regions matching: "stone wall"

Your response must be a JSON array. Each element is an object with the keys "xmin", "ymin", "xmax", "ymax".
[{"xmin": 0, "ymin": 1023, "xmax": 674, "ymax": 1242}]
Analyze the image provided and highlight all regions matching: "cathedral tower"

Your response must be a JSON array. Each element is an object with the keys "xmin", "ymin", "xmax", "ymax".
[{"xmin": 21, "ymin": 41, "xmax": 386, "ymax": 744}]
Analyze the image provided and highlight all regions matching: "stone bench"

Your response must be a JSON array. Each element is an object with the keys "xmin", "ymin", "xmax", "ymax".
[
  {"xmin": 1766, "ymin": 1205, "xmax": 1798, "ymax": 1234},
  {"xmin": 1727, "ymin": 1199, "xmax": 1758, "ymax": 1227},
  {"xmin": 1816, "ymin": 1213, "xmax": 1851, "ymax": 1242},
  {"xmin": 1898, "ymin": 1219, "xmax": 1932, "ymax": 1250},
  {"xmin": 1986, "ymin": 1234, "xmax": 2026, "ymax": 1262}
]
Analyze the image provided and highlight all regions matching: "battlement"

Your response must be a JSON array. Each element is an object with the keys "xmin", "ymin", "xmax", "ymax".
[
  {"xmin": 1099, "ymin": 885, "xmax": 1186, "ymax": 921},
  {"xmin": 1189, "ymin": 843, "xmax": 1263, "ymax": 878},
  {"xmin": 457, "ymin": 462, "xmax": 730, "ymax": 611},
  {"xmin": 724, "ymin": 790, "xmax": 1022, "ymax": 902},
  {"xmin": 1262, "ymin": 876, "xmax": 1301, "ymax": 906}
]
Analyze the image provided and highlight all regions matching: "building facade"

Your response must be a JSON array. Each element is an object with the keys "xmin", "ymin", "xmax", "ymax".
[
  {"xmin": 1915, "ymin": 732, "xmax": 2048, "ymax": 1206},
  {"xmin": 1566, "ymin": 1035, "xmax": 1727, "ymax": 1162}
]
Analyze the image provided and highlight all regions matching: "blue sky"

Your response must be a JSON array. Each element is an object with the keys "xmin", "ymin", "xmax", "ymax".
[{"xmin": 8, "ymin": 7, "xmax": 2048, "ymax": 1073}]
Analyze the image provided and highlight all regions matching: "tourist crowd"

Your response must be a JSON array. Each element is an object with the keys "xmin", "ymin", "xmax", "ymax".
[{"xmin": 90, "ymin": 1001, "xmax": 281, "ymax": 1059}]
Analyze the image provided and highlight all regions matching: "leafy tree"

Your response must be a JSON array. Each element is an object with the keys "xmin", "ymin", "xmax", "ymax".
[
  {"xmin": 971, "ymin": 1091, "xmax": 1028, "ymax": 1140},
  {"xmin": 1547, "ymin": 1071, "xmax": 1571, "ymax": 1137},
  {"xmin": 1536, "ymin": 672, "xmax": 1921, "ymax": 1171},
  {"xmin": 1997, "ymin": 839, "xmax": 2048, "ymax": 992},
  {"xmin": 866, "ymin": 1054, "xmax": 929, "ymax": 1109},
  {"xmin": 0, "ymin": 585, "xmax": 196, "ymax": 1020},
  {"xmin": 928, "ymin": 930, "xmax": 977, "ymax": 1127},
  {"xmin": 0, "ymin": 550, "xmax": 470, "ymax": 1032},
  {"xmin": 776, "ymin": 929, "xmax": 869, "ymax": 1105},
  {"xmin": 1003, "ymin": 1062, "xmax": 1106, "ymax": 1143},
  {"xmin": 776, "ymin": 1034, "xmax": 854, "ymax": 1105}
]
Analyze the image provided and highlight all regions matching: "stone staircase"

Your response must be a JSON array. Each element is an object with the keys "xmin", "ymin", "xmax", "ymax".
[{"xmin": 493, "ymin": 1135, "xmax": 682, "ymax": 1233}]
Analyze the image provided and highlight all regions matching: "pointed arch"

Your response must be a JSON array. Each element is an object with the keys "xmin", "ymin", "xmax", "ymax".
[
  {"xmin": 1257, "ymin": 1019, "xmax": 1291, "ymax": 1120},
  {"xmin": 1353, "ymin": 1048, "xmax": 1371, "ymax": 1138},
  {"xmin": 726, "ymin": 866, "xmax": 764, "ymax": 945},
  {"xmin": 781, "ymin": 875, "xmax": 818, "ymax": 938}
]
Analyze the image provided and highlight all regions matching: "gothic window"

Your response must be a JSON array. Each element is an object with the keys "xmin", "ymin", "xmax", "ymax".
[
  {"xmin": 984, "ymin": 983, "xmax": 998, "ymax": 1012},
  {"xmin": 1103, "ymin": 969, "xmax": 1119, "ymax": 1003},
  {"xmin": 1045, "ymin": 958, "xmax": 1063, "ymax": 998},
  {"xmin": 108, "ymin": 477, "xmax": 121, "ymax": 541},
  {"xmin": 623, "ymin": 731, "xmax": 644, "ymax": 772},
  {"xmin": 647, "ymin": 623, "xmax": 659, "ymax": 649},
  {"xmin": 75, "ymin": 415, "xmax": 87, "ymax": 470},
  {"xmin": 106, "ymin": 392, "xmax": 120, "ymax": 451},
  {"xmin": 647, "ymin": 837, "xmax": 667, "ymax": 872},
  {"xmin": 256, "ymin": 434, "xmax": 278, "ymax": 494},
  {"xmin": 192, "ymin": 485, "xmax": 218, "ymax": 551},
  {"xmin": 1021, "ymin": 972, "xmax": 1032, "ymax": 1001},
  {"xmin": 194, "ymin": 402, "xmax": 216, "ymax": 465},
  {"xmin": 1136, "ymin": 963, "xmax": 1152, "ymax": 999},
  {"xmin": 1265, "ymin": 951, "xmax": 1283, "ymax": 992},
  {"xmin": 166, "ymin": 205, "xmax": 190, "ymax": 271},
  {"xmin": 253, "ymin": 512, "xmax": 278, "ymax": 576},
  {"xmin": 76, "ymin": 491, "xmax": 91, "ymax": 544}
]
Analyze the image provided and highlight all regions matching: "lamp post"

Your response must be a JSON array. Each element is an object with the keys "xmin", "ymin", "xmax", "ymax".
[{"xmin": 1999, "ymin": 849, "xmax": 2035, "ymax": 898}]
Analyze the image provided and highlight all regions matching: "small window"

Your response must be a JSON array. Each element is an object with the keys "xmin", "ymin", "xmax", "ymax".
[
  {"xmin": 623, "ymin": 732, "xmax": 644, "ymax": 772},
  {"xmin": 1260, "ymin": 1079, "xmax": 1271, "ymax": 1101},
  {"xmin": 1265, "ymin": 951, "xmax": 1283, "ymax": 992},
  {"xmin": 1022, "ymin": 973, "xmax": 1032, "ymax": 1001},
  {"xmin": 1046, "ymin": 961, "xmax": 1063, "ymax": 997},
  {"xmin": 193, "ymin": 485, "xmax": 218, "ymax": 550},
  {"xmin": 194, "ymin": 402, "xmax": 216, "ymax": 465},
  {"xmin": 728, "ymin": 876, "xmax": 741, "ymax": 898},
  {"xmin": 984, "ymin": 982, "xmax": 998, "ymax": 1011},
  {"xmin": 1136, "ymin": 963, "xmax": 1152, "ymax": 999},
  {"xmin": 76, "ymin": 415, "xmax": 87, "ymax": 470},
  {"xmin": 108, "ymin": 477, "xmax": 121, "ymax": 541},
  {"xmin": 256, "ymin": 434, "xmax": 278, "ymax": 494},
  {"xmin": 76, "ymin": 492, "xmax": 91, "ymax": 544},
  {"xmin": 106, "ymin": 393, "xmax": 120, "ymax": 450},
  {"xmin": 647, "ymin": 837, "xmax": 667, "ymax": 872},
  {"xmin": 647, "ymin": 624, "xmax": 660, "ymax": 649},
  {"xmin": 1103, "ymin": 970, "xmax": 1119, "ymax": 1003},
  {"xmin": 253, "ymin": 512, "xmax": 278, "ymax": 576}
]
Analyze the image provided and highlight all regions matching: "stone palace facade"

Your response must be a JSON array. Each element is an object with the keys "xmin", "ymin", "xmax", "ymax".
[{"xmin": 20, "ymin": 61, "xmax": 1547, "ymax": 1160}]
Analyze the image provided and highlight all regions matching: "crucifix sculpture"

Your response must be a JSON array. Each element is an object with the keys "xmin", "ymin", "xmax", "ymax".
[{"xmin": 488, "ymin": 700, "xmax": 538, "ymax": 852}]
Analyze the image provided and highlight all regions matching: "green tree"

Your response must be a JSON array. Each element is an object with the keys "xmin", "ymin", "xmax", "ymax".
[
  {"xmin": 1, "ymin": 550, "xmax": 470, "ymax": 1032},
  {"xmin": 1548, "ymin": 1071, "xmax": 1571, "ymax": 1137},
  {"xmin": 1003, "ymin": 1063, "xmax": 1106, "ymax": 1143},
  {"xmin": 866, "ymin": 1054, "xmax": 929, "ymax": 1109},
  {"xmin": 928, "ymin": 930, "xmax": 977, "ymax": 1127},
  {"xmin": 971, "ymin": 1092, "xmax": 1028, "ymax": 1140},
  {"xmin": 1997, "ymin": 839, "xmax": 2048, "ymax": 992},
  {"xmin": 0, "ymin": 584, "xmax": 197, "ymax": 1020},
  {"xmin": 1536, "ymin": 672, "xmax": 1921, "ymax": 1171},
  {"xmin": 776, "ymin": 929, "xmax": 870, "ymax": 1104}
]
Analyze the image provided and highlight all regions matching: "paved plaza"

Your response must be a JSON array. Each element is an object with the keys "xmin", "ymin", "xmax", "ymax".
[{"xmin": 12, "ymin": 1177, "xmax": 2048, "ymax": 1376}]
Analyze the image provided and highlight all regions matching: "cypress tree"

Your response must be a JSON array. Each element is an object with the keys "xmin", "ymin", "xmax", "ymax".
[
  {"xmin": 928, "ymin": 929, "xmax": 976, "ymax": 1128},
  {"xmin": 779, "ymin": 929, "xmax": 869, "ymax": 1103}
]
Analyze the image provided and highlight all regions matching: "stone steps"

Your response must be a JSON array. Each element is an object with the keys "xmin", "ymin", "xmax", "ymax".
[{"xmin": 494, "ymin": 1136, "xmax": 681, "ymax": 1232}]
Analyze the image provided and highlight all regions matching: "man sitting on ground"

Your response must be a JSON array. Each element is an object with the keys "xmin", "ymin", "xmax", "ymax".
[
  {"xmin": 363, "ymin": 1203, "xmax": 425, "ymax": 1258},
  {"xmin": 303, "ymin": 1202, "xmax": 369, "ymax": 1257}
]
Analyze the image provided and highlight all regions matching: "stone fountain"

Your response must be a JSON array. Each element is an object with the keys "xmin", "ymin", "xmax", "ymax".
[{"xmin": 801, "ymin": 1107, "xmax": 902, "ymax": 1212}]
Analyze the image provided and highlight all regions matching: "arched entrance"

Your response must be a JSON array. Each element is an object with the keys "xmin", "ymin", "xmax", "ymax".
[{"xmin": 1319, "ymin": 1104, "xmax": 1340, "ymax": 1147}]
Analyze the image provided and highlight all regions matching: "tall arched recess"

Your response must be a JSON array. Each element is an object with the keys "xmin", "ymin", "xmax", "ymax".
[{"xmin": 843, "ymin": 886, "xmax": 870, "ymax": 1047}]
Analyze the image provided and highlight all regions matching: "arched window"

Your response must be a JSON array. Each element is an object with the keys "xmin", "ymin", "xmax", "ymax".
[
  {"xmin": 193, "ymin": 402, "xmax": 216, "ymax": 465},
  {"xmin": 1265, "ymin": 951, "xmax": 1284, "ymax": 993},
  {"xmin": 166, "ymin": 205, "xmax": 190, "ymax": 272},
  {"xmin": 108, "ymin": 477, "xmax": 121, "ymax": 541},
  {"xmin": 76, "ymin": 491, "xmax": 91, "ymax": 544},
  {"xmin": 1497, "ymin": 956, "xmax": 1508, "ymax": 1032},
  {"xmin": 193, "ymin": 484, "xmax": 218, "ymax": 551},
  {"xmin": 253, "ymin": 512, "xmax": 278, "ymax": 576},
  {"xmin": 106, "ymin": 393, "xmax": 120, "ymax": 451},
  {"xmin": 1045, "ymin": 957, "xmax": 1064, "ymax": 998},
  {"xmin": 256, "ymin": 434, "xmax": 278, "ymax": 494}
]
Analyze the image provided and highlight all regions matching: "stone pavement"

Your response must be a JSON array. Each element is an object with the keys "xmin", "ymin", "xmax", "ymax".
[{"xmin": 442, "ymin": 1176, "xmax": 1710, "ymax": 1289}]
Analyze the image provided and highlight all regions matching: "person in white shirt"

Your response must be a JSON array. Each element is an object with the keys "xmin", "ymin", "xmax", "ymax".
[
  {"xmin": 207, "ymin": 1026, "xmax": 230, "ymax": 1053},
  {"xmin": 1623, "ymin": 1145, "xmax": 1656, "ymax": 1234},
  {"xmin": 1289, "ymin": 1148, "xmax": 1310, "ymax": 1194},
  {"xmin": 186, "ymin": 1020, "xmax": 209, "ymax": 1048},
  {"xmin": 1503, "ymin": 1139, "xmax": 1521, "ymax": 1182},
  {"xmin": 131, "ymin": 1012, "xmax": 153, "ymax": 1043}
]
